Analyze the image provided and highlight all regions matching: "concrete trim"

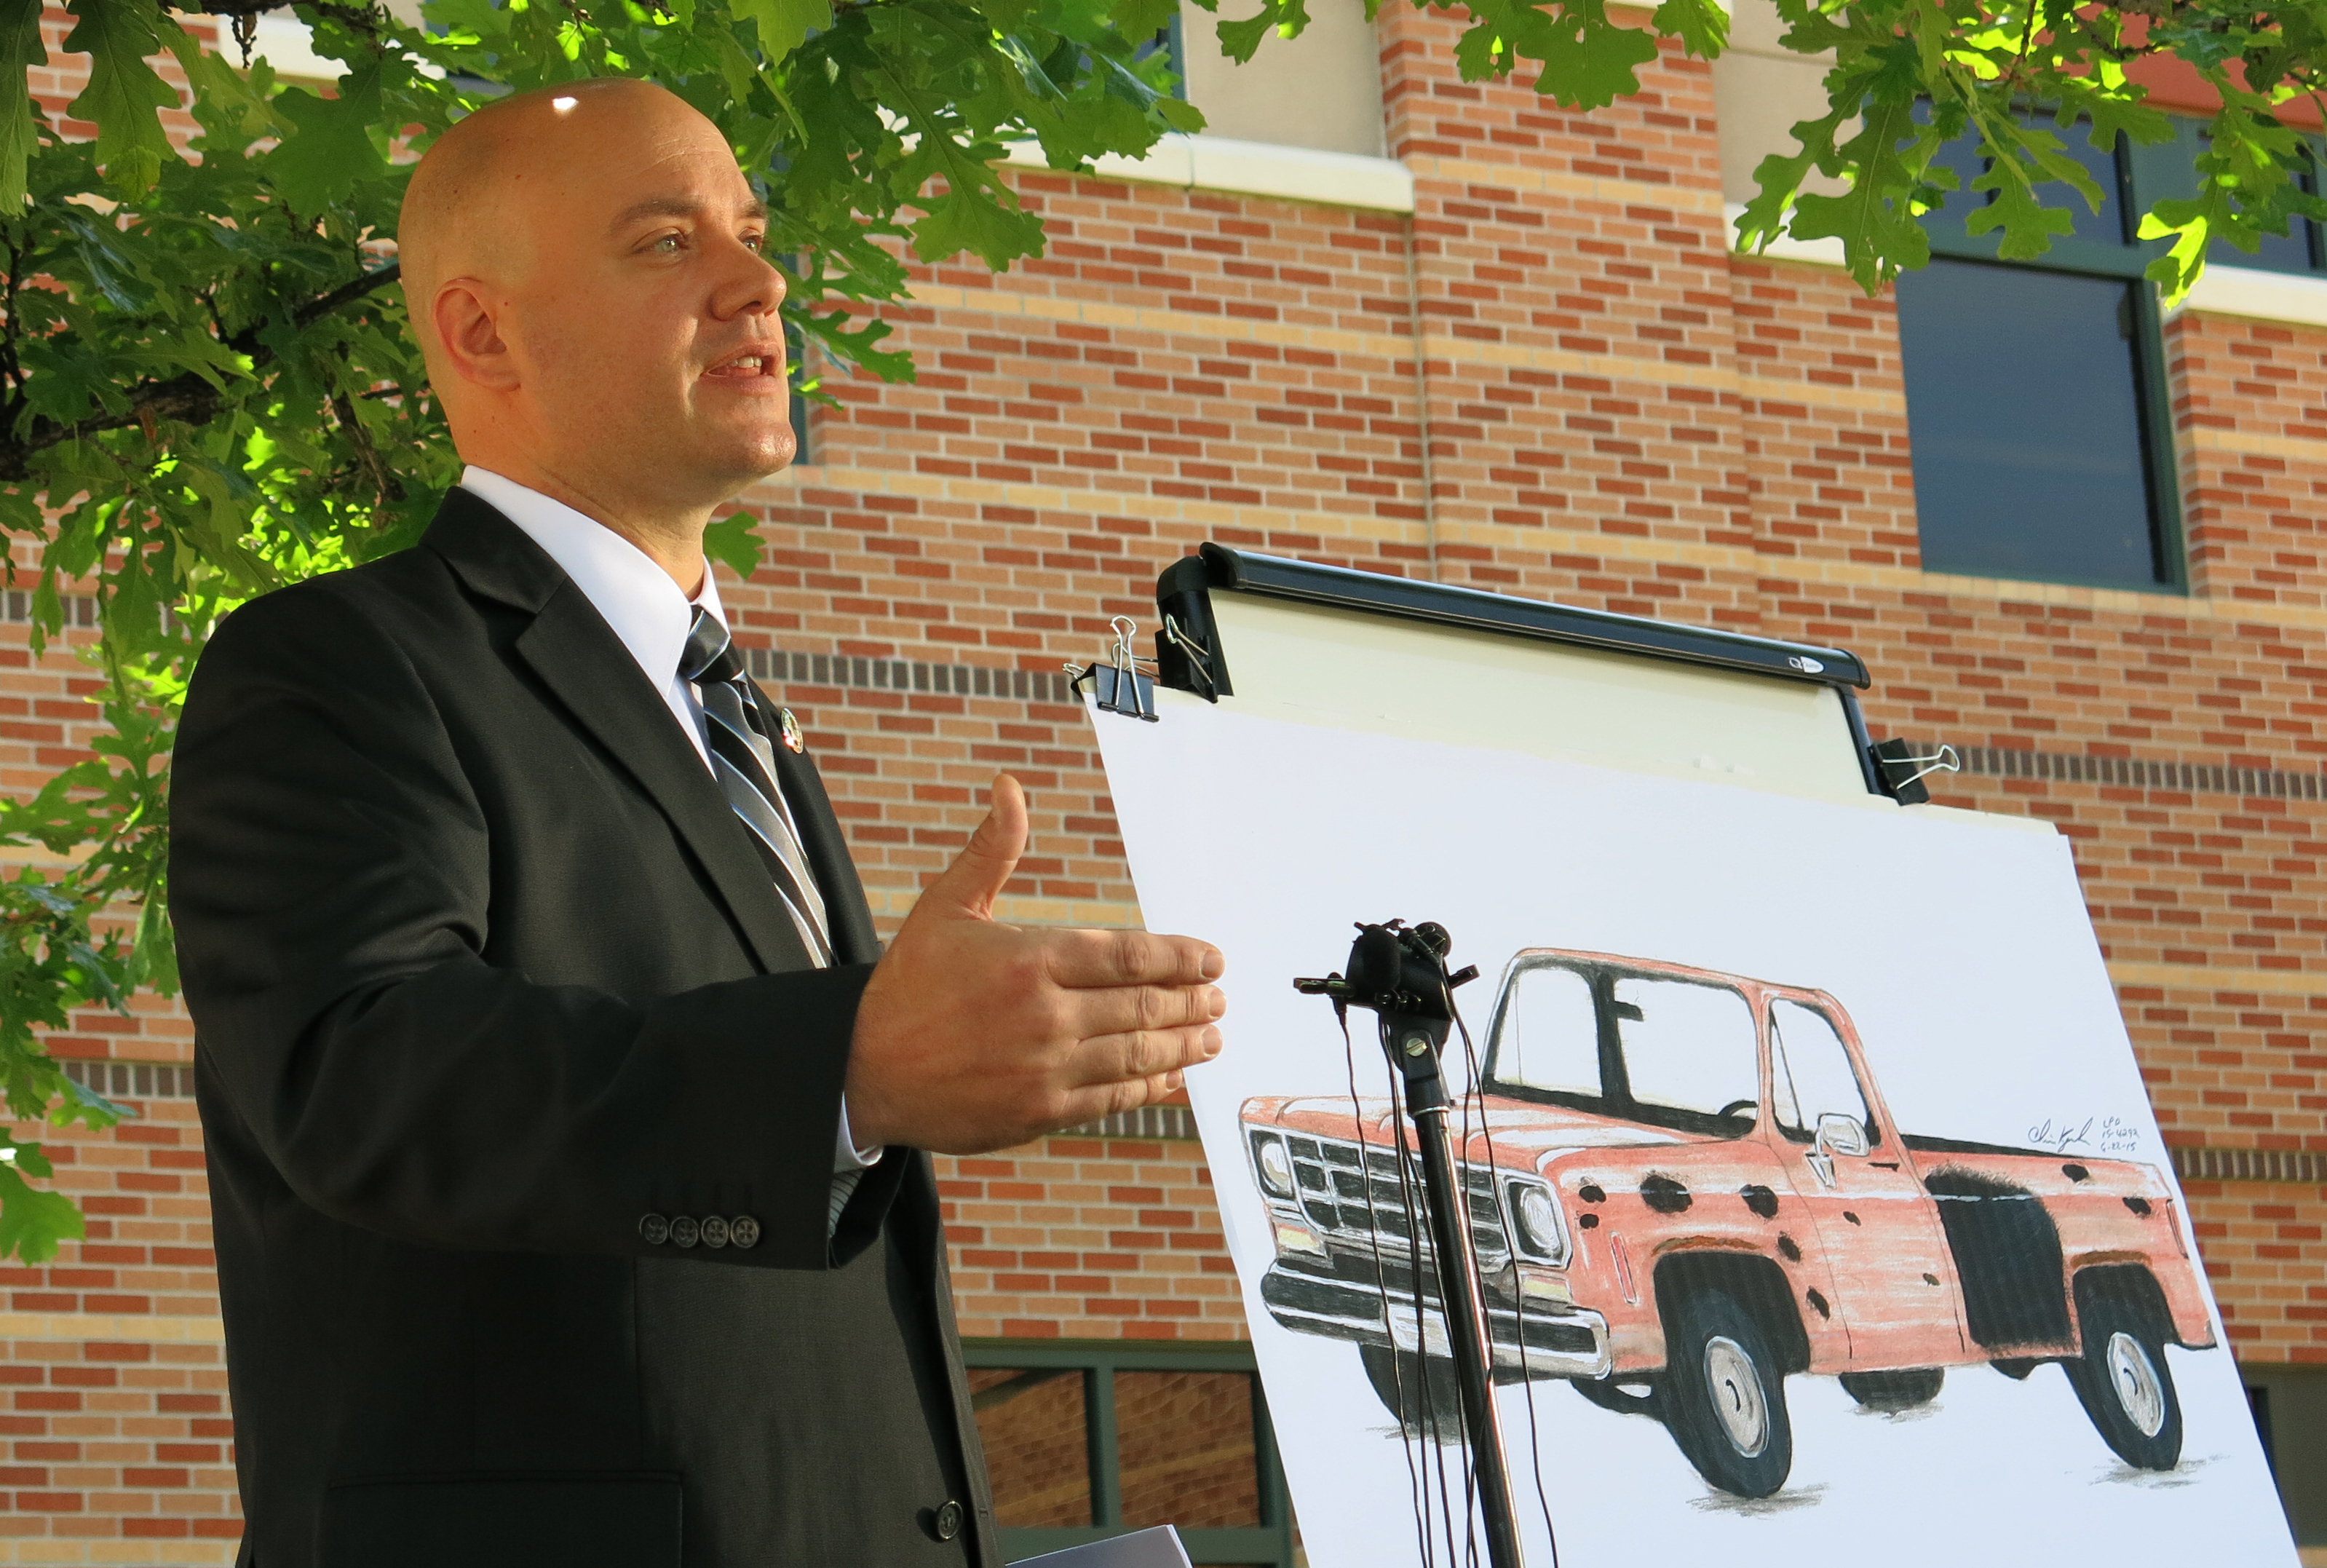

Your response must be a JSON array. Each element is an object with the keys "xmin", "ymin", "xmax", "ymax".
[
  {"xmin": 1002, "ymin": 133, "xmax": 1415, "ymax": 213},
  {"xmin": 2174, "ymin": 262, "xmax": 2327, "ymax": 330}
]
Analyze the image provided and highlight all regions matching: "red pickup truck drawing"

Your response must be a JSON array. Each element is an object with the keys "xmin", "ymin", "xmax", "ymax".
[{"xmin": 1239, "ymin": 948, "xmax": 2216, "ymax": 1498}]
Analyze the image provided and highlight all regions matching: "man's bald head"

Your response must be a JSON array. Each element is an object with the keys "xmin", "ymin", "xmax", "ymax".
[
  {"xmin": 392, "ymin": 78, "xmax": 793, "ymax": 577},
  {"xmin": 399, "ymin": 79, "xmax": 704, "ymax": 367}
]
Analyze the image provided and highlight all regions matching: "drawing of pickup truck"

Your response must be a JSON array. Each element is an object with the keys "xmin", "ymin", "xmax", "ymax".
[{"xmin": 1239, "ymin": 948, "xmax": 2216, "ymax": 1498}]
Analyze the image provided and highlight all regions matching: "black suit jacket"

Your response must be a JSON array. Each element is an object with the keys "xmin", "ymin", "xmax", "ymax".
[{"xmin": 170, "ymin": 489, "xmax": 999, "ymax": 1568}]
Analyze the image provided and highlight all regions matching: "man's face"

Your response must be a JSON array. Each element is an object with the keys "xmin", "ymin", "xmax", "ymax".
[{"xmin": 499, "ymin": 92, "xmax": 793, "ymax": 506}]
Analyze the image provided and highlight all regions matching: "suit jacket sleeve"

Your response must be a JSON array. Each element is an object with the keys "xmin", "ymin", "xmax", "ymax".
[{"xmin": 170, "ymin": 586, "xmax": 877, "ymax": 1271}]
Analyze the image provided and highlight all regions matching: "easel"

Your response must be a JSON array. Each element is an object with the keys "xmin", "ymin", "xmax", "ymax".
[{"xmin": 1071, "ymin": 542, "xmax": 1957, "ymax": 1568}]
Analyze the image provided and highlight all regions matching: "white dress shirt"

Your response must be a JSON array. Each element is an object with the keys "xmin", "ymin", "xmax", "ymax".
[{"xmin": 461, "ymin": 467, "xmax": 881, "ymax": 1192}]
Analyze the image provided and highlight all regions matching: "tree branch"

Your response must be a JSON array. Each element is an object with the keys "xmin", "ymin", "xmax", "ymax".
[{"xmin": 0, "ymin": 262, "xmax": 403, "ymax": 485}]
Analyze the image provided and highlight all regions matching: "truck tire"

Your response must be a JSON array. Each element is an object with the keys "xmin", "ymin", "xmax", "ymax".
[
  {"xmin": 2064, "ymin": 1285, "xmax": 2183, "ymax": 1470},
  {"xmin": 1660, "ymin": 1287, "xmax": 1794, "ymax": 1498},
  {"xmin": 1360, "ymin": 1344, "xmax": 1463, "ymax": 1438},
  {"xmin": 1839, "ymin": 1368, "xmax": 1944, "ymax": 1411}
]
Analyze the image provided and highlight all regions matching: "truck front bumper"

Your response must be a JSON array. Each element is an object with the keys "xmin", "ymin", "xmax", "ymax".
[{"xmin": 1259, "ymin": 1259, "xmax": 1612, "ymax": 1379}]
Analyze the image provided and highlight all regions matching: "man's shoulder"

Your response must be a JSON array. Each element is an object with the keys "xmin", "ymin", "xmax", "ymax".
[
  {"xmin": 238, "ymin": 543, "xmax": 451, "ymax": 620},
  {"xmin": 194, "ymin": 544, "xmax": 478, "ymax": 700}
]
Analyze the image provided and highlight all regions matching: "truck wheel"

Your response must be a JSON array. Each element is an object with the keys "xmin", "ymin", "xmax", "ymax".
[
  {"xmin": 1360, "ymin": 1344, "xmax": 1463, "ymax": 1438},
  {"xmin": 2064, "ymin": 1290, "xmax": 2183, "ymax": 1470},
  {"xmin": 1661, "ymin": 1288, "xmax": 1793, "ymax": 1498},
  {"xmin": 1839, "ymin": 1369, "xmax": 1944, "ymax": 1411}
]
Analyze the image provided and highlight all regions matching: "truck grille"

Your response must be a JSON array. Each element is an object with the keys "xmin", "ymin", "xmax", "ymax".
[{"xmin": 1283, "ymin": 1133, "xmax": 1510, "ymax": 1272}]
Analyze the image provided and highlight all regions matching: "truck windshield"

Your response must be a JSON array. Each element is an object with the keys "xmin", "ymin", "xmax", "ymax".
[{"xmin": 1486, "ymin": 963, "xmax": 1761, "ymax": 1138}]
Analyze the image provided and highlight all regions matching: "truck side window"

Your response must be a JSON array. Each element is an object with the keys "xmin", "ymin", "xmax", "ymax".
[
  {"xmin": 1491, "ymin": 964, "xmax": 1601, "ymax": 1100},
  {"xmin": 1610, "ymin": 977, "xmax": 1759, "ymax": 1136},
  {"xmin": 1769, "ymin": 999, "xmax": 1880, "ymax": 1148}
]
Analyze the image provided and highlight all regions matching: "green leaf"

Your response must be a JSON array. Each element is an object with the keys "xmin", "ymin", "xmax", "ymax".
[
  {"xmin": 1526, "ymin": 0, "xmax": 1663, "ymax": 111},
  {"xmin": 1652, "ymin": 0, "xmax": 1728, "ymax": 60},
  {"xmin": 0, "ymin": 0, "xmax": 46, "ymax": 210},
  {"xmin": 732, "ymin": 0, "xmax": 833, "ymax": 66},
  {"xmin": 0, "ymin": 1155, "xmax": 84, "ymax": 1266},
  {"xmin": 267, "ymin": 58, "xmax": 394, "ymax": 217},
  {"xmin": 62, "ymin": 0, "xmax": 180, "ymax": 195},
  {"xmin": 703, "ymin": 511, "xmax": 765, "ymax": 581}
]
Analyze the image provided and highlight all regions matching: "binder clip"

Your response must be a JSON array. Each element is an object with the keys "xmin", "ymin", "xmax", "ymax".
[
  {"xmin": 1066, "ymin": 616, "xmax": 1160, "ymax": 723},
  {"xmin": 1868, "ymin": 738, "xmax": 1959, "ymax": 805}
]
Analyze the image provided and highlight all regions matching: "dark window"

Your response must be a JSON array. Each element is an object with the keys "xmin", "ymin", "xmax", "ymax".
[
  {"xmin": 1896, "ymin": 259, "xmax": 2168, "ymax": 589},
  {"xmin": 963, "ymin": 1342, "xmax": 1297, "ymax": 1566},
  {"xmin": 1898, "ymin": 111, "xmax": 2181, "ymax": 591},
  {"xmin": 2243, "ymin": 1364, "xmax": 2327, "ymax": 1547}
]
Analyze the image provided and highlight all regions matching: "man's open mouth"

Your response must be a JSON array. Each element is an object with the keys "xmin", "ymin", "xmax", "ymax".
[{"xmin": 705, "ymin": 352, "xmax": 780, "ymax": 379}]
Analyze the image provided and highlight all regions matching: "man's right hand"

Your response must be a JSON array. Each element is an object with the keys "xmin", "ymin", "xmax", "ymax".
[{"xmin": 844, "ymin": 773, "xmax": 1226, "ymax": 1155}]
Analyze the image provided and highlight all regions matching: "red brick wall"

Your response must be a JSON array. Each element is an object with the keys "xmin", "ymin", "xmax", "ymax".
[{"xmin": 7, "ymin": 1, "xmax": 2327, "ymax": 1556}]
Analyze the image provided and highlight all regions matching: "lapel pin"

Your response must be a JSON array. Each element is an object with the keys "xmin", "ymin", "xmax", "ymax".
[{"xmin": 779, "ymin": 708, "xmax": 805, "ymax": 753}]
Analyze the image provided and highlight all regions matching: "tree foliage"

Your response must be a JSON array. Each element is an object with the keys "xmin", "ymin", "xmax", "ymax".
[{"xmin": 1, "ymin": 0, "xmax": 2319, "ymax": 1260}]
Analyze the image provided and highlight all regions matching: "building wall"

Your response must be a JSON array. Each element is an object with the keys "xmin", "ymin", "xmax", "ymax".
[{"xmin": 6, "ymin": 1, "xmax": 2327, "ymax": 1557}]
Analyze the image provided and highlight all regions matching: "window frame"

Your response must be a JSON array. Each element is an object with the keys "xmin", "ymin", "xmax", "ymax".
[
  {"xmin": 960, "ymin": 1339, "xmax": 1298, "ymax": 1567},
  {"xmin": 1906, "ymin": 114, "xmax": 2190, "ymax": 595}
]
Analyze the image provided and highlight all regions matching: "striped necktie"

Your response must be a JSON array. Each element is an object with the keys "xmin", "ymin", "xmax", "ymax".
[{"xmin": 679, "ymin": 608, "xmax": 833, "ymax": 967}]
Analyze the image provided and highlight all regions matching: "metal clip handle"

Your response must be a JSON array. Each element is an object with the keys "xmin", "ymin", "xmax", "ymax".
[{"xmin": 1066, "ymin": 617, "xmax": 1160, "ymax": 722}]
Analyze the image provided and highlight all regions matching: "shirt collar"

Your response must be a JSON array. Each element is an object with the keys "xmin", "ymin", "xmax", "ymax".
[{"xmin": 460, "ymin": 467, "xmax": 725, "ymax": 689}]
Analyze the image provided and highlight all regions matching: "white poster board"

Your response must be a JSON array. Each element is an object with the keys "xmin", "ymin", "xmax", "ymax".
[{"xmin": 1090, "ymin": 683, "xmax": 2296, "ymax": 1568}]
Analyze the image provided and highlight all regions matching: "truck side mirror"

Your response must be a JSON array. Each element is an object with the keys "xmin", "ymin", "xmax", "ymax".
[{"xmin": 1815, "ymin": 1112, "xmax": 1869, "ymax": 1160}]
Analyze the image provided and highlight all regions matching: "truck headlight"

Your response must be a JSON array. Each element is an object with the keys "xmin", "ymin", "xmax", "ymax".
[
  {"xmin": 1506, "ymin": 1179, "xmax": 1569, "ymax": 1266},
  {"xmin": 1250, "ymin": 1131, "xmax": 1296, "ymax": 1201}
]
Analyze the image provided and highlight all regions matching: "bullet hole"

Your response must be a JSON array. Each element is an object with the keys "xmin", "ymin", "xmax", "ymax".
[
  {"xmin": 1777, "ymin": 1234, "xmax": 1801, "ymax": 1262},
  {"xmin": 1923, "ymin": 1272, "xmax": 1940, "ymax": 1286},
  {"xmin": 2123, "ymin": 1196, "xmax": 2152, "ymax": 1217},
  {"xmin": 1578, "ymin": 1212, "xmax": 1600, "ymax": 1230},
  {"xmin": 1807, "ymin": 1288, "xmax": 1832, "ymax": 1319},
  {"xmin": 1578, "ymin": 1184, "xmax": 1606, "ymax": 1205},
  {"xmin": 1740, "ymin": 1184, "xmax": 1780, "ymax": 1219},
  {"xmin": 1641, "ymin": 1175, "xmax": 1692, "ymax": 1214},
  {"xmin": 1842, "ymin": 1211, "xmax": 1862, "ymax": 1226},
  {"xmin": 2062, "ymin": 1163, "xmax": 2091, "ymax": 1184}
]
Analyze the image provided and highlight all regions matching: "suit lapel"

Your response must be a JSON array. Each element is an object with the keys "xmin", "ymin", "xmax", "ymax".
[
  {"xmin": 753, "ymin": 686, "xmax": 881, "ymax": 967},
  {"xmin": 424, "ymin": 491, "xmax": 807, "ymax": 975}
]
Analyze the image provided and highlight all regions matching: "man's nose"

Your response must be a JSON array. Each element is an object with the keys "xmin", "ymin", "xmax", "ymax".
[{"xmin": 712, "ymin": 240, "xmax": 786, "ymax": 320}]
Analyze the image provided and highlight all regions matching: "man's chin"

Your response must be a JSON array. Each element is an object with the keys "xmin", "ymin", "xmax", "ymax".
[{"xmin": 694, "ymin": 429, "xmax": 800, "ymax": 499}]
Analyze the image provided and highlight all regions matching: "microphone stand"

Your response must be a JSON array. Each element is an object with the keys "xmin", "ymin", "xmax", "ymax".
[{"xmin": 1298, "ymin": 922, "xmax": 1526, "ymax": 1568}]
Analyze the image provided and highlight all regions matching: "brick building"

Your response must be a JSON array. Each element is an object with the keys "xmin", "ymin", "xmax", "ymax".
[{"xmin": 9, "ymin": 0, "xmax": 2327, "ymax": 1559}]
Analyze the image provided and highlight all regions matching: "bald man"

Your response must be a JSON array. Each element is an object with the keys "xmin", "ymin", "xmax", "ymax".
[{"xmin": 169, "ymin": 79, "xmax": 1225, "ymax": 1568}]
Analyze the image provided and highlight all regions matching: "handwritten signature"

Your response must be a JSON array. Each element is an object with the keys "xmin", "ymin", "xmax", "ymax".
[{"xmin": 2027, "ymin": 1114, "xmax": 2142, "ymax": 1157}]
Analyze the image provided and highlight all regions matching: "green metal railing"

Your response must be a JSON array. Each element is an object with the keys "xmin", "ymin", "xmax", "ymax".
[{"xmin": 962, "ymin": 1339, "xmax": 1296, "ymax": 1567}]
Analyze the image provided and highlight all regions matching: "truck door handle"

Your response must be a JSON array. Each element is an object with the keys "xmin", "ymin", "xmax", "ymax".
[{"xmin": 1869, "ymin": 1161, "xmax": 1900, "ymax": 1171}]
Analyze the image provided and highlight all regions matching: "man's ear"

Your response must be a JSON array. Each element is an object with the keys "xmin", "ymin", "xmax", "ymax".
[{"xmin": 430, "ymin": 280, "xmax": 522, "ymax": 391}]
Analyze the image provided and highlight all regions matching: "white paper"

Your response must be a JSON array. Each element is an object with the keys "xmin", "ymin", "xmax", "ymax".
[
  {"xmin": 1093, "ymin": 694, "xmax": 2296, "ymax": 1568},
  {"xmin": 1010, "ymin": 1525, "xmax": 1193, "ymax": 1567}
]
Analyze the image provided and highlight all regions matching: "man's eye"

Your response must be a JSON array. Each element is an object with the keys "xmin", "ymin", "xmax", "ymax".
[
  {"xmin": 653, "ymin": 234, "xmax": 683, "ymax": 254},
  {"xmin": 742, "ymin": 234, "xmax": 765, "ymax": 253}
]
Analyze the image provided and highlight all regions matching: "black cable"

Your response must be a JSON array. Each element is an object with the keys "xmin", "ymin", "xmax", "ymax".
[
  {"xmin": 1387, "ymin": 1069, "xmax": 1464, "ymax": 1568},
  {"xmin": 1452, "ymin": 1036, "xmax": 1483, "ymax": 1568},
  {"xmin": 1455, "ymin": 1007, "xmax": 1562, "ymax": 1568},
  {"xmin": 1342, "ymin": 1006, "xmax": 1433, "ymax": 1568}
]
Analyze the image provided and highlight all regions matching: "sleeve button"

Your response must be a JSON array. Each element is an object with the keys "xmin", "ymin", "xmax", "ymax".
[
  {"xmin": 669, "ymin": 1216, "xmax": 700, "ymax": 1248},
  {"xmin": 932, "ymin": 1500, "xmax": 964, "ymax": 1540},
  {"xmin": 639, "ymin": 1213, "xmax": 670, "ymax": 1246},
  {"xmin": 699, "ymin": 1216, "xmax": 730, "ymax": 1249},
  {"xmin": 729, "ymin": 1215, "xmax": 761, "ymax": 1249}
]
